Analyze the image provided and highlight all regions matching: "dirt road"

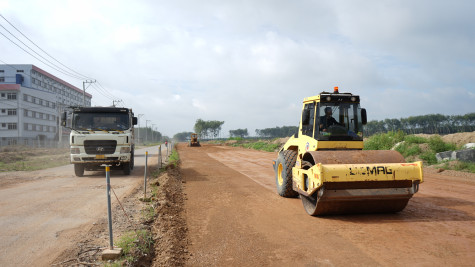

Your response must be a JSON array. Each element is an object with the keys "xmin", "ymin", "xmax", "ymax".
[
  {"xmin": 180, "ymin": 144, "xmax": 475, "ymax": 266},
  {"xmin": 0, "ymin": 145, "xmax": 162, "ymax": 267}
]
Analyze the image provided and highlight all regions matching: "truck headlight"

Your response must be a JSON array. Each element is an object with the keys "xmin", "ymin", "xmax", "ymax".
[
  {"xmin": 71, "ymin": 148, "xmax": 80, "ymax": 154},
  {"xmin": 120, "ymin": 147, "xmax": 130, "ymax": 153}
]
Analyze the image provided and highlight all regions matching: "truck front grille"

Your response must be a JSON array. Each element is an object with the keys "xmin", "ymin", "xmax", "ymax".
[{"xmin": 84, "ymin": 140, "xmax": 117, "ymax": 155}]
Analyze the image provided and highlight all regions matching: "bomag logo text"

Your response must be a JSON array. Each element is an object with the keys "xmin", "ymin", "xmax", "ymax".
[{"xmin": 349, "ymin": 166, "xmax": 393, "ymax": 176}]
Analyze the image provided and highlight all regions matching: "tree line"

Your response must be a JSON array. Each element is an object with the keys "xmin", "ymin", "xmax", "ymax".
[
  {"xmin": 194, "ymin": 119, "xmax": 225, "ymax": 139},
  {"xmin": 134, "ymin": 127, "xmax": 162, "ymax": 143},
  {"xmin": 229, "ymin": 128, "xmax": 249, "ymax": 138},
  {"xmin": 255, "ymin": 126, "xmax": 298, "ymax": 138},
  {"xmin": 364, "ymin": 113, "xmax": 475, "ymax": 136},
  {"xmin": 173, "ymin": 131, "xmax": 193, "ymax": 141}
]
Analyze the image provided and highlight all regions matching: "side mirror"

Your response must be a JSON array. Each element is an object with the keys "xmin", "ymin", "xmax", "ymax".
[
  {"xmin": 302, "ymin": 109, "xmax": 310, "ymax": 125},
  {"xmin": 61, "ymin": 112, "xmax": 67, "ymax": 127},
  {"xmin": 132, "ymin": 117, "xmax": 138, "ymax": 125},
  {"xmin": 361, "ymin": 108, "xmax": 367, "ymax": 125}
]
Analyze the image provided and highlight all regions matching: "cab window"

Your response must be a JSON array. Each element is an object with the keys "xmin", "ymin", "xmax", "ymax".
[{"xmin": 301, "ymin": 102, "xmax": 315, "ymax": 137}]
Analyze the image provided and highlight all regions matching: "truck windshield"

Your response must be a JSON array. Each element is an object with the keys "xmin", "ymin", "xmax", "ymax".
[
  {"xmin": 72, "ymin": 112, "xmax": 130, "ymax": 131},
  {"xmin": 316, "ymin": 102, "xmax": 363, "ymax": 141}
]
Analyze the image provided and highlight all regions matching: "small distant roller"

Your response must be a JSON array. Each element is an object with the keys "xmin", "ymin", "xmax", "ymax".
[
  {"xmin": 189, "ymin": 133, "xmax": 201, "ymax": 147},
  {"xmin": 273, "ymin": 87, "xmax": 423, "ymax": 216}
]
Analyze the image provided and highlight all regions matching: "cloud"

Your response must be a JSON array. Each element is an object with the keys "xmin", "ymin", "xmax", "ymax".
[{"xmin": 1, "ymin": 0, "xmax": 474, "ymax": 137}]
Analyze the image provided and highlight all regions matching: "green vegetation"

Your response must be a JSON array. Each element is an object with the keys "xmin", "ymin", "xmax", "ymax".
[
  {"xmin": 0, "ymin": 147, "xmax": 69, "ymax": 171},
  {"xmin": 228, "ymin": 139, "xmax": 281, "ymax": 152},
  {"xmin": 114, "ymin": 229, "xmax": 154, "ymax": 265},
  {"xmin": 229, "ymin": 128, "xmax": 249, "ymax": 138},
  {"xmin": 168, "ymin": 148, "xmax": 180, "ymax": 167},
  {"xmin": 442, "ymin": 161, "xmax": 475, "ymax": 173},
  {"xmin": 364, "ymin": 112, "xmax": 475, "ymax": 136},
  {"xmin": 173, "ymin": 131, "xmax": 193, "ymax": 141},
  {"xmin": 363, "ymin": 130, "xmax": 405, "ymax": 150},
  {"xmin": 364, "ymin": 131, "xmax": 474, "ymax": 173},
  {"xmin": 194, "ymin": 119, "xmax": 225, "ymax": 139},
  {"xmin": 255, "ymin": 126, "xmax": 298, "ymax": 138}
]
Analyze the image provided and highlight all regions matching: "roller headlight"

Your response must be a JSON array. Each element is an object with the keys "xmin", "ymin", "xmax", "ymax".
[{"xmin": 70, "ymin": 148, "xmax": 80, "ymax": 154}]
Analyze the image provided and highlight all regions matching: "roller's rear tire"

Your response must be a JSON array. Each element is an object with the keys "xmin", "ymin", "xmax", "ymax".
[
  {"xmin": 275, "ymin": 150, "xmax": 298, "ymax": 198},
  {"xmin": 74, "ymin": 164, "xmax": 85, "ymax": 177}
]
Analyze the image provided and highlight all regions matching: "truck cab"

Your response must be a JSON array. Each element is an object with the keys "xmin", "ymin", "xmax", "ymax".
[{"xmin": 61, "ymin": 107, "xmax": 138, "ymax": 176}]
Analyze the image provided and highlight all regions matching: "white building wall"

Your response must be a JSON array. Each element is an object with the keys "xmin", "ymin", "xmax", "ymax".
[{"xmin": 0, "ymin": 64, "xmax": 92, "ymax": 145}]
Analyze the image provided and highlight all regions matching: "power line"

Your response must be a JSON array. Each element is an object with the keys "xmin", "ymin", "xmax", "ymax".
[
  {"xmin": 0, "ymin": 22, "xmax": 84, "ymax": 80},
  {"xmin": 0, "ymin": 14, "xmax": 125, "ymax": 106},
  {"xmin": 0, "ymin": 13, "xmax": 93, "ymax": 80},
  {"xmin": 0, "ymin": 29, "xmax": 86, "ymax": 80}
]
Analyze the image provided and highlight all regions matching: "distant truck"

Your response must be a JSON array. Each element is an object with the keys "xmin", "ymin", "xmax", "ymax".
[{"xmin": 61, "ymin": 107, "xmax": 138, "ymax": 176}]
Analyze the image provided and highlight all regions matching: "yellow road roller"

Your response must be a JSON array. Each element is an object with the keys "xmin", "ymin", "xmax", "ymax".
[{"xmin": 273, "ymin": 87, "xmax": 423, "ymax": 216}]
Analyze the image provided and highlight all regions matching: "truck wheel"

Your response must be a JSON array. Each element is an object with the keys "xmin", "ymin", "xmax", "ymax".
[
  {"xmin": 275, "ymin": 150, "xmax": 298, "ymax": 198},
  {"xmin": 74, "ymin": 164, "xmax": 85, "ymax": 177},
  {"xmin": 123, "ymin": 162, "xmax": 131, "ymax": 175}
]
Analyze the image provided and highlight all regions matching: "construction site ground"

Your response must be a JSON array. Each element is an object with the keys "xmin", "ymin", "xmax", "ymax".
[
  {"xmin": 0, "ymin": 142, "xmax": 474, "ymax": 266},
  {"xmin": 180, "ymin": 144, "xmax": 475, "ymax": 266}
]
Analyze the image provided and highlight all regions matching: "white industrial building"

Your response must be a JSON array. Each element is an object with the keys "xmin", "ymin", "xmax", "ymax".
[{"xmin": 0, "ymin": 64, "xmax": 92, "ymax": 146}]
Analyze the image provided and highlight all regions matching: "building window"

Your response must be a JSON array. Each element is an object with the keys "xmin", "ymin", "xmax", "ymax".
[
  {"xmin": 16, "ymin": 70, "xmax": 24, "ymax": 73},
  {"xmin": 1, "ymin": 123, "xmax": 5, "ymax": 127},
  {"xmin": 24, "ymin": 109, "xmax": 28, "ymax": 117},
  {"xmin": 7, "ymin": 93, "xmax": 17, "ymax": 100},
  {"xmin": 0, "ymin": 77, "xmax": 4, "ymax": 82},
  {"xmin": 8, "ymin": 123, "xmax": 17, "ymax": 130},
  {"xmin": 0, "ymin": 70, "xmax": 4, "ymax": 72},
  {"xmin": 8, "ymin": 139, "xmax": 17, "ymax": 145},
  {"xmin": 24, "ymin": 123, "xmax": 28, "ymax": 130},
  {"xmin": 1, "ymin": 109, "xmax": 5, "ymax": 114},
  {"xmin": 7, "ymin": 109, "xmax": 16, "ymax": 115},
  {"xmin": 23, "ymin": 94, "xmax": 28, "ymax": 101},
  {"xmin": 1, "ymin": 93, "xmax": 5, "ymax": 97},
  {"xmin": 39, "ymin": 99, "xmax": 43, "ymax": 105}
]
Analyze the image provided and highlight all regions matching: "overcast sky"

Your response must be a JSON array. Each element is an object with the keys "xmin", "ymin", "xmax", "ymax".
[{"xmin": 1, "ymin": 0, "xmax": 474, "ymax": 137}]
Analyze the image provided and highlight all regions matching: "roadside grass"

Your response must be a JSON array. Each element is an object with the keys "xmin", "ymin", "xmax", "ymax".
[
  {"xmin": 228, "ymin": 139, "xmax": 281, "ymax": 152},
  {"xmin": 106, "ymin": 144, "xmax": 179, "ymax": 265},
  {"xmin": 168, "ymin": 148, "xmax": 180, "ymax": 167},
  {"xmin": 110, "ymin": 229, "xmax": 154, "ymax": 266},
  {"xmin": 365, "ymin": 131, "xmax": 473, "ymax": 172},
  {"xmin": 0, "ymin": 147, "xmax": 69, "ymax": 171}
]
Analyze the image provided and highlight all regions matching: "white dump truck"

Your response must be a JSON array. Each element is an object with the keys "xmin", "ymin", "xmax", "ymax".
[{"xmin": 61, "ymin": 107, "xmax": 138, "ymax": 176}]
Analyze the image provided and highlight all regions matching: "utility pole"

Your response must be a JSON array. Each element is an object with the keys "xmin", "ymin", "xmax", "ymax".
[
  {"xmin": 137, "ymin": 114, "xmax": 144, "ymax": 144},
  {"xmin": 82, "ymin": 80, "xmax": 96, "ymax": 107},
  {"xmin": 152, "ymin": 124, "xmax": 156, "ymax": 142},
  {"xmin": 145, "ymin": 120, "xmax": 151, "ymax": 144}
]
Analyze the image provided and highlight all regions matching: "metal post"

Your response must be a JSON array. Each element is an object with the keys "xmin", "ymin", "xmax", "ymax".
[
  {"xmin": 158, "ymin": 145, "xmax": 162, "ymax": 168},
  {"xmin": 144, "ymin": 151, "xmax": 148, "ymax": 198},
  {"xmin": 105, "ymin": 165, "xmax": 113, "ymax": 249},
  {"xmin": 166, "ymin": 143, "xmax": 169, "ymax": 157}
]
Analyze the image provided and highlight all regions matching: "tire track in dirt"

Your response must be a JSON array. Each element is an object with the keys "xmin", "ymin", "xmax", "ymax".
[{"xmin": 180, "ymin": 144, "xmax": 475, "ymax": 266}]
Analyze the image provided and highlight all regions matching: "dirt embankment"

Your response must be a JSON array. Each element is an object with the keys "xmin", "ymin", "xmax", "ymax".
[
  {"xmin": 415, "ymin": 131, "xmax": 475, "ymax": 147},
  {"xmin": 151, "ymin": 165, "xmax": 189, "ymax": 267}
]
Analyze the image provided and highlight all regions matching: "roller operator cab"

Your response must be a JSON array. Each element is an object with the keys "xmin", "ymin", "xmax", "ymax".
[
  {"xmin": 61, "ymin": 107, "xmax": 138, "ymax": 177},
  {"xmin": 274, "ymin": 87, "xmax": 423, "ymax": 216}
]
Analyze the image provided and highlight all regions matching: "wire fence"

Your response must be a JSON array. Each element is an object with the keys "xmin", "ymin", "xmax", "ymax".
[{"xmin": 0, "ymin": 137, "xmax": 69, "ymax": 148}]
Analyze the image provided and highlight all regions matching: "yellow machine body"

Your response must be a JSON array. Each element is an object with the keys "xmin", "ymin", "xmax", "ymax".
[{"xmin": 274, "ymin": 88, "xmax": 423, "ymax": 216}]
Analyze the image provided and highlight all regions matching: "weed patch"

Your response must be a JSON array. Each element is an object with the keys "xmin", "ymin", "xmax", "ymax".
[{"xmin": 115, "ymin": 229, "xmax": 154, "ymax": 265}]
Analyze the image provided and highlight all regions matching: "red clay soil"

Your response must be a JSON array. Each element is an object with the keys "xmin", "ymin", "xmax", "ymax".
[{"xmin": 179, "ymin": 144, "xmax": 475, "ymax": 267}]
